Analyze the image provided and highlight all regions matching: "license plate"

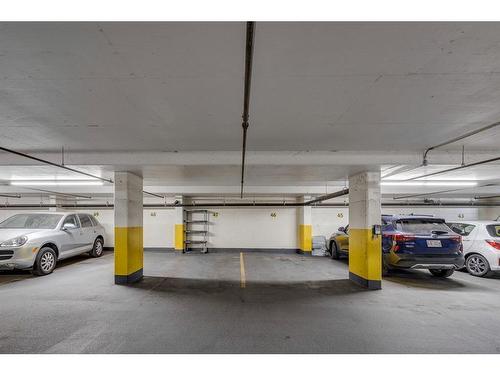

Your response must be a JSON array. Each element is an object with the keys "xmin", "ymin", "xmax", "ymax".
[{"xmin": 426, "ymin": 240, "xmax": 442, "ymax": 247}]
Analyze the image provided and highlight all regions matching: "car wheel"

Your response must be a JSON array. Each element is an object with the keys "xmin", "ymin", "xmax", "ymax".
[
  {"xmin": 330, "ymin": 242, "xmax": 340, "ymax": 260},
  {"xmin": 89, "ymin": 238, "xmax": 104, "ymax": 258},
  {"xmin": 466, "ymin": 254, "xmax": 490, "ymax": 277},
  {"xmin": 32, "ymin": 247, "xmax": 57, "ymax": 276},
  {"xmin": 429, "ymin": 269, "xmax": 455, "ymax": 278},
  {"xmin": 382, "ymin": 258, "xmax": 390, "ymax": 277}
]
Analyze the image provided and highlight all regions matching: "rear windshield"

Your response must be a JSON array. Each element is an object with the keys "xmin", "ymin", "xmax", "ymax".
[
  {"xmin": 396, "ymin": 219, "xmax": 451, "ymax": 234},
  {"xmin": 0, "ymin": 214, "xmax": 63, "ymax": 229},
  {"xmin": 447, "ymin": 223, "xmax": 476, "ymax": 237},
  {"xmin": 486, "ymin": 224, "xmax": 500, "ymax": 238}
]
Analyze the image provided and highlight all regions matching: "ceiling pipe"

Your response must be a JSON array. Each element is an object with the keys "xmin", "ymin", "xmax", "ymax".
[
  {"xmin": 422, "ymin": 120, "xmax": 500, "ymax": 166},
  {"xmin": 240, "ymin": 21, "xmax": 256, "ymax": 199},
  {"xmin": 407, "ymin": 155, "xmax": 500, "ymax": 181},
  {"xmin": 393, "ymin": 180, "xmax": 500, "ymax": 200},
  {"xmin": 0, "ymin": 146, "xmax": 113, "ymax": 183},
  {"xmin": 5, "ymin": 201, "xmax": 500, "ymax": 209},
  {"xmin": 381, "ymin": 122, "xmax": 500, "ymax": 182},
  {"xmin": 474, "ymin": 194, "xmax": 500, "ymax": 200},
  {"xmin": 0, "ymin": 193, "xmax": 21, "ymax": 198},
  {"xmin": 25, "ymin": 188, "xmax": 93, "ymax": 200},
  {"xmin": 143, "ymin": 190, "xmax": 165, "ymax": 199},
  {"xmin": 0, "ymin": 146, "xmax": 165, "ymax": 199},
  {"xmin": 0, "ymin": 188, "xmax": 349, "ymax": 209}
]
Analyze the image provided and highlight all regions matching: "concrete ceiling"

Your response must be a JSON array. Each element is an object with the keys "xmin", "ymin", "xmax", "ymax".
[{"xmin": 1, "ymin": 22, "xmax": 500, "ymax": 199}]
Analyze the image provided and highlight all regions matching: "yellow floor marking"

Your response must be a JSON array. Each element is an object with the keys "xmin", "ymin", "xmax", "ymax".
[{"xmin": 240, "ymin": 252, "xmax": 246, "ymax": 288}]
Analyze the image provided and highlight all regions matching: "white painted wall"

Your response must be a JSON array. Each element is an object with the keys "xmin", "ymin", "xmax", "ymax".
[
  {"xmin": 0, "ymin": 205, "xmax": 493, "ymax": 250},
  {"xmin": 207, "ymin": 207, "xmax": 297, "ymax": 249}
]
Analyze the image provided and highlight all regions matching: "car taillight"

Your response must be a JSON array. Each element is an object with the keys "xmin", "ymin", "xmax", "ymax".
[
  {"xmin": 393, "ymin": 234, "xmax": 416, "ymax": 242},
  {"xmin": 485, "ymin": 240, "xmax": 500, "ymax": 250},
  {"xmin": 391, "ymin": 234, "xmax": 416, "ymax": 252}
]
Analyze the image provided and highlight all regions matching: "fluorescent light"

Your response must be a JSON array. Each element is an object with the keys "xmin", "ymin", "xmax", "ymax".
[
  {"xmin": 381, "ymin": 181, "xmax": 477, "ymax": 187},
  {"xmin": 11, "ymin": 181, "xmax": 103, "ymax": 186}
]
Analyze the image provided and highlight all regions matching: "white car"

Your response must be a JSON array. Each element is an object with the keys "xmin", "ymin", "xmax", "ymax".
[
  {"xmin": 447, "ymin": 220, "xmax": 500, "ymax": 277},
  {"xmin": 0, "ymin": 212, "xmax": 105, "ymax": 276}
]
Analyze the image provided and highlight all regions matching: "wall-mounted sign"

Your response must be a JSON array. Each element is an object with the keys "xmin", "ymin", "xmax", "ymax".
[
  {"xmin": 337, "ymin": 213, "xmax": 344, "ymax": 218},
  {"xmin": 212, "ymin": 212, "xmax": 219, "ymax": 218},
  {"xmin": 271, "ymin": 212, "xmax": 277, "ymax": 218}
]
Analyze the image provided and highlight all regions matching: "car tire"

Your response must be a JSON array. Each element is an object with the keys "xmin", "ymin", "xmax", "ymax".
[
  {"xmin": 330, "ymin": 242, "xmax": 340, "ymax": 260},
  {"xmin": 32, "ymin": 247, "xmax": 57, "ymax": 276},
  {"xmin": 429, "ymin": 269, "xmax": 455, "ymax": 278},
  {"xmin": 89, "ymin": 238, "xmax": 104, "ymax": 258},
  {"xmin": 382, "ymin": 258, "xmax": 391, "ymax": 277},
  {"xmin": 465, "ymin": 254, "xmax": 491, "ymax": 277}
]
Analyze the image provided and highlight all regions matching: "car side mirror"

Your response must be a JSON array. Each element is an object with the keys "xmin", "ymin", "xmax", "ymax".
[
  {"xmin": 62, "ymin": 223, "xmax": 76, "ymax": 231},
  {"xmin": 338, "ymin": 226, "xmax": 345, "ymax": 233}
]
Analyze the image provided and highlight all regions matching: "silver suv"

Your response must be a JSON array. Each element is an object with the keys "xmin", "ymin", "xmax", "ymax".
[{"xmin": 0, "ymin": 212, "xmax": 105, "ymax": 276}]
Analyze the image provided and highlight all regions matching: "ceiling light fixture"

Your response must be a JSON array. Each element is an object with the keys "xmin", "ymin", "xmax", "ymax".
[
  {"xmin": 381, "ymin": 181, "xmax": 477, "ymax": 187},
  {"xmin": 10, "ymin": 181, "xmax": 104, "ymax": 186}
]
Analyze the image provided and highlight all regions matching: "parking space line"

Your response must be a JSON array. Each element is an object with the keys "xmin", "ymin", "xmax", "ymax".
[{"xmin": 240, "ymin": 252, "xmax": 246, "ymax": 288}]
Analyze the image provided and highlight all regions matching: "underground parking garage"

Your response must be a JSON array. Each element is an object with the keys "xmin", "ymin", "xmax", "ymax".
[{"xmin": 1, "ymin": 18, "xmax": 500, "ymax": 358}]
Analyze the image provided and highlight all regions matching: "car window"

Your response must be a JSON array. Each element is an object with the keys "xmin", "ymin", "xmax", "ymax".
[
  {"xmin": 447, "ymin": 223, "xmax": 476, "ymax": 237},
  {"xmin": 63, "ymin": 215, "xmax": 80, "ymax": 228},
  {"xmin": 0, "ymin": 214, "xmax": 63, "ymax": 229},
  {"xmin": 486, "ymin": 224, "xmax": 500, "ymax": 238},
  {"xmin": 382, "ymin": 219, "xmax": 394, "ymax": 231},
  {"xmin": 396, "ymin": 219, "xmax": 451, "ymax": 234},
  {"xmin": 89, "ymin": 215, "xmax": 98, "ymax": 226},
  {"xmin": 78, "ymin": 214, "xmax": 93, "ymax": 228}
]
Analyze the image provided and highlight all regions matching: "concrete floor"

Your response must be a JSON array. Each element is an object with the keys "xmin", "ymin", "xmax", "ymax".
[{"xmin": 1, "ymin": 250, "xmax": 500, "ymax": 354}]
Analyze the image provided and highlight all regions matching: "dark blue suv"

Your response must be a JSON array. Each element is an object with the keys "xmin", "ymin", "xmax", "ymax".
[{"xmin": 328, "ymin": 214, "xmax": 465, "ymax": 277}]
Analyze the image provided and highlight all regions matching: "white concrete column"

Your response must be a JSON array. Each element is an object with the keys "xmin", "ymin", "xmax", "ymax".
[
  {"xmin": 114, "ymin": 171, "xmax": 143, "ymax": 284},
  {"xmin": 297, "ymin": 195, "xmax": 312, "ymax": 253},
  {"xmin": 174, "ymin": 195, "xmax": 184, "ymax": 251},
  {"xmin": 348, "ymin": 171, "xmax": 382, "ymax": 290}
]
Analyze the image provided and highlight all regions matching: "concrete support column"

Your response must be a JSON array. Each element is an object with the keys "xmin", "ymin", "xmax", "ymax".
[
  {"xmin": 114, "ymin": 172, "xmax": 143, "ymax": 284},
  {"xmin": 174, "ymin": 195, "xmax": 184, "ymax": 251},
  {"xmin": 297, "ymin": 196, "xmax": 312, "ymax": 253},
  {"xmin": 348, "ymin": 171, "xmax": 382, "ymax": 290}
]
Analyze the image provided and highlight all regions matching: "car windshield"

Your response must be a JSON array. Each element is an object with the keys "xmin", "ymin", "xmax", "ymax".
[
  {"xmin": 486, "ymin": 224, "xmax": 500, "ymax": 238},
  {"xmin": 0, "ymin": 214, "xmax": 63, "ymax": 229},
  {"xmin": 396, "ymin": 219, "xmax": 451, "ymax": 234}
]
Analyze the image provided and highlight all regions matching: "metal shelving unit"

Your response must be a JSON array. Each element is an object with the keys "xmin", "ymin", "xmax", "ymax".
[{"xmin": 183, "ymin": 209, "xmax": 209, "ymax": 254}]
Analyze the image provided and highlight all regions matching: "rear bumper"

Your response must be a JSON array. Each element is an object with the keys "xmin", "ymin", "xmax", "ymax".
[{"xmin": 388, "ymin": 254, "xmax": 465, "ymax": 270}]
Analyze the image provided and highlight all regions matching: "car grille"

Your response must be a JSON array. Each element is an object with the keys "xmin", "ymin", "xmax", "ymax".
[{"xmin": 0, "ymin": 250, "xmax": 14, "ymax": 260}]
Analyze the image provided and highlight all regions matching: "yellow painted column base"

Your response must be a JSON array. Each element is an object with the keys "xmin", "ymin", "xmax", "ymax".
[
  {"xmin": 348, "ymin": 228, "xmax": 381, "ymax": 290},
  {"xmin": 114, "ymin": 226, "xmax": 144, "ymax": 284},
  {"xmin": 174, "ymin": 224, "xmax": 185, "ymax": 251},
  {"xmin": 298, "ymin": 224, "xmax": 312, "ymax": 253}
]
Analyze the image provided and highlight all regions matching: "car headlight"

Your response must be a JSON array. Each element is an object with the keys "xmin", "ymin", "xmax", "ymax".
[{"xmin": 0, "ymin": 235, "xmax": 28, "ymax": 247}]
